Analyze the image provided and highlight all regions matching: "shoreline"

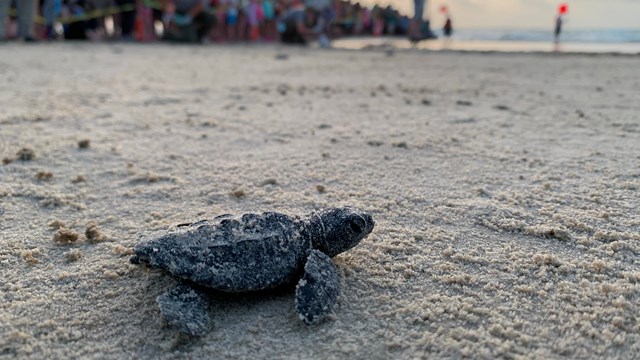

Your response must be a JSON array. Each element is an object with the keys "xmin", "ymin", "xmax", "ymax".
[{"xmin": 2, "ymin": 38, "xmax": 639, "ymax": 57}]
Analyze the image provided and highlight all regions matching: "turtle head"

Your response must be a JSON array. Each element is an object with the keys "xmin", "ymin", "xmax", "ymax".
[{"xmin": 311, "ymin": 207, "xmax": 375, "ymax": 257}]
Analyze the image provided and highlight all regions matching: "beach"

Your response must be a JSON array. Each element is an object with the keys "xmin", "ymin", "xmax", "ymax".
[{"xmin": 1, "ymin": 44, "xmax": 639, "ymax": 359}]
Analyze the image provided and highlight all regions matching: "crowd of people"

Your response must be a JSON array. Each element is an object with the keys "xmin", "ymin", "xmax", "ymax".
[{"xmin": 0, "ymin": 0, "xmax": 428, "ymax": 45}]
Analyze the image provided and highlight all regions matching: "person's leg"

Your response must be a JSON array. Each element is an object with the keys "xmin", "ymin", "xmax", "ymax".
[
  {"xmin": 115, "ymin": 0, "xmax": 135, "ymax": 38},
  {"xmin": 43, "ymin": 0, "xmax": 58, "ymax": 38},
  {"xmin": 409, "ymin": 0, "xmax": 424, "ymax": 39},
  {"xmin": 43, "ymin": 0, "xmax": 54, "ymax": 26},
  {"xmin": 0, "ymin": 0, "xmax": 9, "ymax": 39},
  {"xmin": 17, "ymin": 0, "xmax": 36, "ymax": 39}
]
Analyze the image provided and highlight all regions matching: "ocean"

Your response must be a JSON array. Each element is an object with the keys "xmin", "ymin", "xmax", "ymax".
[
  {"xmin": 452, "ymin": 28, "xmax": 640, "ymax": 44},
  {"xmin": 332, "ymin": 28, "xmax": 640, "ymax": 54}
]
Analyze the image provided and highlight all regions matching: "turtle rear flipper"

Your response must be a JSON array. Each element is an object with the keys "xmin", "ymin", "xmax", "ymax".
[
  {"xmin": 156, "ymin": 283, "xmax": 210, "ymax": 336},
  {"xmin": 295, "ymin": 250, "xmax": 340, "ymax": 324}
]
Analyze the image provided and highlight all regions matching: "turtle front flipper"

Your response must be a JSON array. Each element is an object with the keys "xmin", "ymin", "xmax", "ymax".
[
  {"xmin": 295, "ymin": 250, "xmax": 340, "ymax": 324},
  {"xmin": 156, "ymin": 283, "xmax": 210, "ymax": 336}
]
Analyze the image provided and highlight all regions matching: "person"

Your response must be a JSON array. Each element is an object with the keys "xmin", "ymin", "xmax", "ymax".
[
  {"xmin": 278, "ymin": 0, "xmax": 315, "ymax": 45},
  {"xmin": 383, "ymin": 6, "xmax": 395, "ymax": 35},
  {"xmin": 62, "ymin": 0, "xmax": 105, "ymax": 41},
  {"xmin": 115, "ymin": 0, "xmax": 136, "ymax": 40},
  {"xmin": 312, "ymin": 3, "xmax": 333, "ymax": 47},
  {"xmin": 62, "ymin": 0, "xmax": 90, "ymax": 40},
  {"xmin": 246, "ymin": 0, "xmax": 263, "ymax": 41},
  {"xmin": 371, "ymin": 6, "xmax": 383, "ymax": 37},
  {"xmin": 443, "ymin": 15, "xmax": 452, "ymax": 38},
  {"xmin": 554, "ymin": 14, "xmax": 562, "ymax": 43},
  {"xmin": 0, "ymin": 0, "xmax": 37, "ymax": 41},
  {"xmin": 42, "ymin": 0, "xmax": 62, "ymax": 39},
  {"xmin": 261, "ymin": 0, "xmax": 275, "ymax": 41},
  {"xmin": 162, "ymin": 0, "xmax": 216, "ymax": 43},
  {"xmin": 408, "ymin": 0, "xmax": 435, "ymax": 41},
  {"xmin": 91, "ymin": 0, "xmax": 112, "ymax": 40},
  {"xmin": 225, "ymin": 0, "xmax": 238, "ymax": 41}
]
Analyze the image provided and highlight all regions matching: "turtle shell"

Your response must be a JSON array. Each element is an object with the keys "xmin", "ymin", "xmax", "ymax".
[{"xmin": 134, "ymin": 212, "xmax": 312, "ymax": 292}]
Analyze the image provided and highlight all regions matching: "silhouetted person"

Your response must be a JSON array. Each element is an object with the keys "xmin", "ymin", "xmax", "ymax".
[
  {"xmin": 443, "ymin": 16, "xmax": 452, "ymax": 38},
  {"xmin": 554, "ymin": 15, "xmax": 562, "ymax": 43}
]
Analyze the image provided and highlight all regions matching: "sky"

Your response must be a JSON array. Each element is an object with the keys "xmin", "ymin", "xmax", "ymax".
[{"xmin": 357, "ymin": 0, "xmax": 640, "ymax": 29}]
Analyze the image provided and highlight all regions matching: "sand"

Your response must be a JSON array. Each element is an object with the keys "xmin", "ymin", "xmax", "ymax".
[{"xmin": 0, "ymin": 43, "xmax": 639, "ymax": 359}]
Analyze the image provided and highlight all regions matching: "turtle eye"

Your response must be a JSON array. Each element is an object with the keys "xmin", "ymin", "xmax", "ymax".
[{"xmin": 349, "ymin": 217, "xmax": 365, "ymax": 234}]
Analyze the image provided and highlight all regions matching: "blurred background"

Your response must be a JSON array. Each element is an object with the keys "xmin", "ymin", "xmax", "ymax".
[{"xmin": 1, "ymin": 0, "xmax": 639, "ymax": 53}]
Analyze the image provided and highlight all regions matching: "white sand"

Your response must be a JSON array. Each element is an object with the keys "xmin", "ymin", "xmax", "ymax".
[{"xmin": 1, "ymin": 44, "xmax": 639, "ymax": 359}]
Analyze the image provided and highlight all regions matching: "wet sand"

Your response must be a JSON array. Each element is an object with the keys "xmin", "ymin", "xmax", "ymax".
[{"xmin": 1, "ymin": 43, "xmax": 639, "ymax": 359}]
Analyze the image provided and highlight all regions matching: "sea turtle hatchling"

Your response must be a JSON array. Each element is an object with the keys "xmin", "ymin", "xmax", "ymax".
[{"xmin": 130, "ymin": 207, "xmax": 375, "ymax": 335}]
